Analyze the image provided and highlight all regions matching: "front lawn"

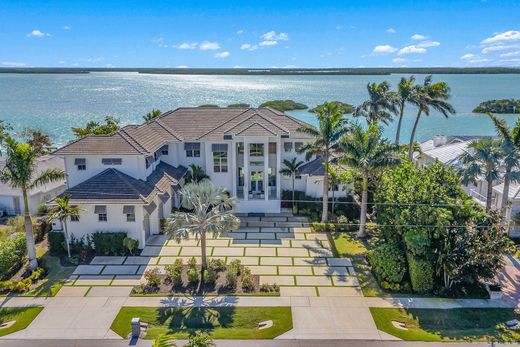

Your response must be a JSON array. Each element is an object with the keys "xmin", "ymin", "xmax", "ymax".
[
  {"xmin": 26, "ymin": 254, "xmax": 75, "ymax": 297},
  {"xmin": 370, "ymin": 307, "xmax": 520, "ymax": 342},
  {"xmin": 111, "ymin": 306, "xmax": 292, "ymax": 339},
  {"xmin": 0, "ymin": 307, "xmax": 44, "ymax": 337}
]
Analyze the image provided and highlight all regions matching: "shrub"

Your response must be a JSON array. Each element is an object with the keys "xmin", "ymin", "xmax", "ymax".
[
  {"xmin": 0, "ymin": 233, "xmax": 27, "ymax": 280},
  {"xmin": 165, "ymin": 259, "xmax": 183, "ymax": 287},
  {"xmin": 260, "ymin": 283, "xmax": 279, "ymax": 293},
  {"xmin": 92, "ymin": 232, "xmax": 127, "ymax": 255},
  {"xmin": 208, "ymin": 258, "xmax": 226, "ymax": 272},
  {"xmin": 36, "ymin": 203, "xmax": 49, "ymax": 216},
  {"xmin": 408, "ymin": 255, "xmax": 434, "ymax": 293},
  {"xmin": 14, "ymin": 279, "xmax": 32, "ymax": 293},
  {"xmin": 367, "ymin": 243, "xmax": 407, "ymax": 290},
  {"xmin": 311, "ymin": 222, "xmax": 335, "ymax": 233},
  {"xmin": 48, "ymin": 232, "xmax": 66, "ymax": 254},
  {"xmin": 187, "ymin": 267, "xmax": 199, "ymax": 285},
  {"xmin": 204, "ymin": 268, "xmax": 217, "ymax": 286},
  {"xmin": 241, "ymin": 267, "xmax": 254, "ymax": 292},
  {"xmin": 123, "ymin": 237, "xmax": 139, "ymax": 255},
  {"xmin": 185, "ymin": 331, "xmax": 215, "ymax": 347},
  {"xmin": 144, "ymin": 268, "xmax": 161, "ymax": 288},
  {"xmin": 188, "ymin": 257, "xmax": 197, "ymax": 270},
  {"xmin": 228, "ymin": 259, "xmax": 241, "ymax": 275},
  {"xmin": 226, "ymin": 269, "xmax": 238, "ymax": 290}
]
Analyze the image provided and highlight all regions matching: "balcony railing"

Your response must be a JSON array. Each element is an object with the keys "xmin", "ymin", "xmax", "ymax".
[{"xmin": 469, "ymin": 189, "xmax": 495, "ymax": 205}]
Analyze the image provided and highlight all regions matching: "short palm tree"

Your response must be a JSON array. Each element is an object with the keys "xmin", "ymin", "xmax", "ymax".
[
  {"xmin": 407, "ymin": 76, "xmax": 455, "ymax": 161},
  {"xmin": 0, "ymin": 137, "xmax": 66, "ymax": 269},
  {"xmin": 355, "ymin": 81, "xmax": 397, "ymax": 125},
  {"xmin": 394, "ymin": 76, "xmax": 417, "ymax": 145},
  {"xmin": 143, "ymin": 109, "xmax": 162, "ymax": 122},
  {"xmin": 47, "ymin": 194, "xmax": 81, "ymax": 258},
  {"xmin": 280, "ymin": 157, "xmax": 304, "ymax": 210},
  {"xmin": 298, "ymin": 102, "xmax": 350, "ymax": 222},
  {"xmin": 459, "ymin": 137, "xmax": 503, "ymax": 211},
  {"xmin": 166, "ymin": 180, "xmax": 240, "ymax": 292},
  {"xmin": 185, "ymin": 164, "xmax": 209, "ymax": 183},
  {"xmin": 340, "ymin": 122, "xmax": 401, "ymax": 237},
  {"xmin": 487, "ymin": 113, "xmax": 520, "ymax": 217}
]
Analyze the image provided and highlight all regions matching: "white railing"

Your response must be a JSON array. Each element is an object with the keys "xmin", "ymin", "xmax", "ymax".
[{"xmin": 469, "ymin": 189, "xmax": 495, "ymax": 205}]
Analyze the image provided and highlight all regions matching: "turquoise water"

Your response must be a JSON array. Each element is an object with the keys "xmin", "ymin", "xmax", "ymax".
[{"xmin": 0, "ymin": 72, "xmax": 519, "ymax": 146}]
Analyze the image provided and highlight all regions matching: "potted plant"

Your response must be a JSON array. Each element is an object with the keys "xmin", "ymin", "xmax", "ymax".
[{"xmin": 486, "ymin": 282, "xmax": 503, "ymax": 300}]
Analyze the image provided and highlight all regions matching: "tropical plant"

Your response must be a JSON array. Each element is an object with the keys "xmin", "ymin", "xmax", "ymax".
[
  {"xmin": 47, "ymin": 194, "xmax": 81, "ymax": 258},
  {"xmin": 310, "ymin": 101, "xmax": 355, "ymax": 114},
  {"xmin": 297, "ymin": 101, "xmax": 350, "ymax": 222},
  {"xmin": 487, "ymin": 113, "xmax": 520, "ymax": 219},
  {"xmin": 0, "ymin": 137, "xmax": 66, "ymax": 269},
  {"xmin": 279, "ymin": 157, "xmax": 304, "ymax": 210},
  {"xmin": 71, "ymin": 116, "xmax": 120, "ymax": 138},
  {"xmin": 393, "ymin": 76, "xmax": 417, "ymax": 145},
  {"xmin": 185, "ymin": 164, "xmax": 209, "ymax": 183},
  {"xmin": 20, "ymin": 128, "xmax": 52, "ymax": 156},
  {"xmin": 165, "ymin": 180, "xmax": 240, "ymax": 292},
  {"xmin": 459, "ymin": 137, "xmax": 503, "ymax": 211},
  {"xmin": 152, "ymin": 335, "xmax": 177, "ymax": 347},
  {"xmin": 407, "ymin": 76, "xmax": 455, "ymax": 161},
  {"xmin": 143, "ymin": 109, "xmax": 162, "ymax": 122},
  {"xmin": 340, "ymin": 122, "xmax": 401, "ymax": 237},
  {"xmin": 355, "ymin": 81, "xmax": 397, "ymax": 125},
  {"xmin": 184, "ymin": 331, "xmax": 215, "ymax": 347}
]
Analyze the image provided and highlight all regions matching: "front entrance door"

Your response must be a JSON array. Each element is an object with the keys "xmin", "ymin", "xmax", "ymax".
[{"xmin": 249, "ymin": 171, "xmax": 264, "ymax": 198}]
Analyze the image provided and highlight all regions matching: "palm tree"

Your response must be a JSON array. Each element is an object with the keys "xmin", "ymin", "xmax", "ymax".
[
  {"xmin": 487, "ymin": 113, "xmax": 520, "ymax": 218},
  {"xmin": 355, "ymin": 81, "xmax": 397, "ymax": 125},
  {"xmin": 47, "ymin": 194, "xmax": 81, "ymax": 258},
  {"xmin": 394, "ymin": 76, "xmax": 417, "ymax": 145},
  {"xmin": 297, "ymin": 102, "xmax": 350, "ymax": 222},
  {"xmin": 459, "ymin": 137, "xmax": 502, "ymax": 211},
  {"xmin": 143, "ymin": 109, "xmax": 162, "ymax": 122},
  {"xmin": 407, "ymin": 76, "xmax": 455, "ymax": 161},
  {"xmin": 325, "ymin": 163, "xmax": 342, "ymax": 218},
  {"xmin": 0, "ymin": 137, "xmax": 66, "ymax": 269},
  {"xmin": 341, "ymin": 122, "xmax": 401, "ymax": 238},
  {"xmin": 166, "ymin": 180, "xmax": 240, "ymax": 292},
  {"xmin": 279, "ymin": 157, "xmax": 304, "ymax": 211},
  {"xmin": 185, "ymin": 164, "xmax": 209, "ymax": 183}
]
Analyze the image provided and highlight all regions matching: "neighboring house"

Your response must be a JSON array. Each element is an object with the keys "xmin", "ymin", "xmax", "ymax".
[
  {"xmin": 0, "ymin": 155, "xmax": 66, "ymax": 216},
  {"xmin": 295, "ymin": 156, "xmax": 350, "ymax": 198},
  {"xmin": 51, "ymin": 107, "xmax": 331, "ymax": 247}
]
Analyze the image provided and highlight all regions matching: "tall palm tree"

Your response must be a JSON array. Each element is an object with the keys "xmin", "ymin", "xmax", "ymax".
[
  {"xmin": 166, "ymin": 180, "xmax": 240, "ymax": 292},
  {"xmin": 297, "ymin": 102, "xmax": 350, "ymax": 222},
  {"xmin": 459, "ymin": 137, "xmax": 503, "ymax": 211},
  {"xmin": 355, "ymin": 81, "xmax": 397, "ymax": 125},
  {"xmin": 487, "ymin": 113, "xmax": 520, "ymax": 218},
  {"xmin": 407, "ymin": 76, "xmax": 456, "ymax": 161},
  {"xmin": 143, "ymin": 109, "xmax": 162, "ymax": 122},
  {"xmin": 280, "ymin": 157, "xmax": 304, "ymax": 211},
  {"xmin": 341, "ymin": 122, "xmax": 401, "ymax": 238},
  {"xmin": 394, "ymin": 76, "xmax": 417, "ymax": 145},
  {"xmin": 47, "ymin": 194, "xmax": 81, "ymax": 258},
  {"xmin": 0, "ymin": 137, "xmax": 66, "ymax": 269}
]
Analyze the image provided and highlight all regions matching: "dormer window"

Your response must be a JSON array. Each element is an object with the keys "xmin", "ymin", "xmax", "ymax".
[
  {"xmin": 185, "ymin": 143, "xmax": 200, "ymax": 158},
  {"xmin": 284, "ymin": 142, "xmax": 293, "ymax": 153},
  {"xmin": 75, "ymin": 158, "xmax": 86, "ymax": 171},
  {"xmin": 102, "ymin": 158, "xmax": 122, "ymax": 165}
]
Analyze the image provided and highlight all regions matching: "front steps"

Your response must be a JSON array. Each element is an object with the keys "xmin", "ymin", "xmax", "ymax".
[{"xmin": 238, "ymin": 215, "xmax": 310, "ymax": 228}]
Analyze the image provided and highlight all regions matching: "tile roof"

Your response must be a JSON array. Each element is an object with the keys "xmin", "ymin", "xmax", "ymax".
[
  {"xmin": 298, "ymin": 157, "xmax": 326, "ymax": 176},
  {"xmin": 54, "ymin": 107, "xmax": 313, "ymax": 155}
]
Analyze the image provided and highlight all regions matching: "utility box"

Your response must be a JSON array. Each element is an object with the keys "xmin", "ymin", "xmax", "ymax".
[{"xmin": 131, "ymin": 317, "xmax": 140, "ymax": 338}]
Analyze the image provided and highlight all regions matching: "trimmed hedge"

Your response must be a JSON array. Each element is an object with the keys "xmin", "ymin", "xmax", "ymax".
[
  {"xmin": 92, "ymin": 232, "xmax": 127, "ymax": 256},
  {"xmin": 408, "ymin": 255, "xmax": 434, "ymax": 293},
  {"xmin": 367, "ymin": 243, "xmax": 407, "ymax": 291},
  {"xmin": 0, "ymin": 234, "xmax": 27, "ymax": 280},
  {"xmin": 48, "ymin": 232, "xmax": 66, "ymax": 255}
]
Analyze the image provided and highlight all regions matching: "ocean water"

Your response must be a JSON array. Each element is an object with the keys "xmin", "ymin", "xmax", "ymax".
[{"xmin": 0, "ymin": 72, "xmax": 519, "ymax": 146}]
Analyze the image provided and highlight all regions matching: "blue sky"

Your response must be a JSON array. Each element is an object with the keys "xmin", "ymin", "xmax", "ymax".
[{"xmin": 1, "ymin": 0, "xmax": 519, "ymax": 68}]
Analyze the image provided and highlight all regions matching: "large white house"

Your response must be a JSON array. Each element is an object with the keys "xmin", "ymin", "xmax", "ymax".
[{"xmin": 51, "ymin": 107, "xmax": 343, "ymax": 247}]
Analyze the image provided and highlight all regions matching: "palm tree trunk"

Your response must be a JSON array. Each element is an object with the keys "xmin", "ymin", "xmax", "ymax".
[
  {"xmin": 408, "ymin": 110, "xmax": 422, "ymax": 161},
  {"xmin": 395, "ymin": 103, "xmax": 405, "ymax": 145},
  {"xmin": 501, "ymin": 169, "xmax": 511, "ymax": 219},
  {"xmin": 357, "ymin": 174, "xmax": 369, "ymax": 238},
  {"xmin": 198, "ymin": 230, "xmax": 207, "ymax": 293},
  {"xmin": 22, "ymin": 188, "xmax": 38, "ymax": 270},
  {"xmin": 63, "ymin": 220, "xmax": 71, "ymax": 258},
  {"xmin": 486, "ymin": 177, "xmax": 493, "ymax": 211},
  {"xmin": 321, "ymin": 155, "xmax": 329, "ymax": 222},
  {"xmin": 331, "ymin": 187, "xmax": 335, "ymax": 218},
  {"xmin": 292, "ymin": 174, "xmax": 295, "ymax": 214}
]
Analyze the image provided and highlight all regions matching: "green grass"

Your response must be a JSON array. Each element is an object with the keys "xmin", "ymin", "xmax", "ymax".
[
  {"xmin": 0, "ymin": 307, "xmax": 44, "ymax": 337},
  {"xmin": 25, "ymin": 254, "xmax": 75, "ymax": 297},
  {"xmin": 370, "ymin": 307, "xmax": 520, "ymax": 342},
  {"xmin": 328, "ymin": 232, "xmax": 383, "ymax": 297},
  {"xmin": 111, "ymin": 306, "xmax": 293, "ymax": 339}
]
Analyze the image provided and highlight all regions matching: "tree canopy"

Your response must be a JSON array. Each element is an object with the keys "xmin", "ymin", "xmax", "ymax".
[
  {"xmin": 259, "ymin": 99, "xmax": 308, "ymax": 111},
  {"xmin": 71, "ymin": 116, "xmax": 120, "ymax": 138}
]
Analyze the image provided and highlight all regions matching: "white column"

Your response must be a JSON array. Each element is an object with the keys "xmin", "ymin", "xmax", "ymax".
[
  {"xmin": 276, "ymin": 138, "xmax": 282, "ymax": 199},
  {"xmin": 244, "ymin": 140, "xmax": 249, "ymax": 201},
  {"xmin": 264, "ymin": 141, "xmax": 269, "ymax": 201},
  {"xmin": 231, "ymin": 140, "xmax": 237, "ymax": 198}
]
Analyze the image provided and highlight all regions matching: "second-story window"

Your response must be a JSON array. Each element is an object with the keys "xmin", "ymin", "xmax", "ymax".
[
  {"xmin": 123, "ymin": 205, "xmax": 135, "ymax": 222},
  {"xmin": 184, "ymin": 143, "xmax": 201, "ymax": 157},
  {"xmin": 295, "ymin": 142, "xmax": 303, "ymax": 152},
  {"xmin": 284, "ymin": 142, "xmax": 293, "ymax": 153},
  {"xmin": 95, "ymin": 205, "xmax": 107, "ymax": 222},
  {"xmin": 212, "ymin": 144, "xmax": 228, "ymax": 173},
  {"xmin": 75, "ymin": 158, "xmax": 86, "ymax": 171},
  {"xmin": 102, "ymin": 158, "xmax": 122, "ymax": 165},
  {"xmin": 249, "ymin": 143, "xmax": 264, "ymax": 156}
]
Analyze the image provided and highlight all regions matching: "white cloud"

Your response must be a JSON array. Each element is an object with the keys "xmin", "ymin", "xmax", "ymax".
[
  {"xmin": 261, "ymin": 31, "xmax": 289, "ymax": 41},
  {"xmin": 62, "ymin": 26, "xmax": 71, "ymax": 30},
  {"xmin": 386, "ymin": 28, "xmax": 396, "ymax": 33},
  {"xmin": 2, "ymin": 61, "xmax": 26, "ymax": 67},
  {"xmin": 411, "ymin": 34, "xmax": 427, "ymax": 40},
  {"xmin": 199, "ymin": 41, "xmax": 220, "ymax": 50},
  {"xmin": 236, "ymin": 30, "xmax": 244, "ymax": 34},
  {"xmin": 398, "ymin": 45, "xmax": 427, "ymax": 55},
  {"xmin": 175, "ymin": 42, "xmax": 198, "ymax": 50},
  {"xmin": 501, "ymin": 51, "xmax": 520, "ymax": 58},
  {"xmin": 87, "ymin": 57, "xmax": 104, "ymax": 62},
  {"xmin": 153, "ymin": 37, "xmax": 168, "ymax": 48},
  {"xmin": 214, "ymin": 51, "xmax": 230, "ymax": 58},
  {"xmin": 482, "ymin": 30, "xmax": 520, "ymax": 44},
  {"xmin": 460, "ymin": 53, "xmax": 490, "ymax": 63},
  {"xmin": 482, "ymin": 44, "xmax": 519, "ymax": 53},
  {"xmin": 26, "ymin": 29, "xmax": 50, "ymax": 38},
  {"xmin": 460, "ymin": 53, "xmax": 477, "ymax": 60},
  {"xmin": 372, "ymin": 45, "xmax": 397, "ymax": 54},
  {"xmin": 417, "ymin": 40, "xmax": 440, "ymax": 48},
  {"xmin": 392, "ymin": 58, "xmax": 407, "ymax": 63},
  {"xmin": 240, "ymin": 43, "xmax": 258, "ymax": 51},
  {"xmin": 176, "ymin": 65, "xmax": 189, "ymax": 68},
  {"xmin": 233, "ymin": 65, "xmax": 242, "ymax": 68},
  {"xmin": 259, "ymin": 40, "xmax": 278, "ymax": 46}
]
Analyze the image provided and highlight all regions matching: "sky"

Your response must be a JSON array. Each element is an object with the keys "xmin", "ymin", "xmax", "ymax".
[{"xmin": 1, "ymin": 0, "xmax": 520, "ymax": 68}]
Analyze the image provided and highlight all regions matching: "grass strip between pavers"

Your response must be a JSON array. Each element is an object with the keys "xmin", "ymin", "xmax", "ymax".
[{"xmin": 110, "ymin": 306, "xmax": 292, "ymax": 339}]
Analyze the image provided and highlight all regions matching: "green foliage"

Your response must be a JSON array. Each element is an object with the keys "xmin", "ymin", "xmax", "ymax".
[
  {"xmin": 71, "ymin": 116, "xmax": 120, "ymax": 138},
  {"xmin": 367, "ymin": 243, "xmax": 407, "ymax": 290},
  {"xmin": 188, "ymin": 257, "xmax": 197, "ymax": 270},
  {"xmin": 184, "ymin": 164, "xmax": 209, "ymax": 184},
  {"xmin": 123, "ymin": 237, "xmax": 139, "ymax": 255},
  {"xmin": 197, "ymin": 104, "xmax": 219, "ymax": 108},
  {"xmin": 143, "ymin": 109, "xmax": 162, "ymax": 122},
  {"xmin": 91, "ymin": 232, "xmax": 127, "ymax": 255},
  {"xmin": 184, "ymin": 331, "xmax": 215, "ymax": 347},
  {"xmin": 473, "ymin": 99, "xmax": 520, "ymax": 113},
  {"xmin": 204, "ymin": 268, "xmax": 217, "ymax": 286},
  {"xmin": 0, "ymin": 233, "xmax": 27, "ymax": 280},
  {"xmin": 0, "ymin": 267, "xmax": 46, "ymax": 293},
  {"xmin": 144, "ymin": 268, "xmax": 161, "ymax": 288},
  {"xmin": 259, "ymin": 99, "xmax": 308, "ymax": 111},
  {"xmin": 187, "ymin": 267, "xmax": 199, "ymax": 285},
  {"xmin": 165, "ymin": 259, "xmax": 183, "ymax": 287},
  {"xmin": 241, "ymin": 267, "xmax": 254, "ymax": 292},
  {"xmin": 408, "ymin": 255, "xmax": 434, "ymax": 293},
  {"xmin": 228, "ymin": 259, "xmax": 241, "ymax": 275},
  {"xmin": 311, "ymin": 222, "xmax": 336, "ymax": 232},
  {"xmin": 207, "ymin": 258, "xmax": 225, "ymax": 272},
  {"xmin": 152, "ymin": 335, "xmax": 177, "ymax": 347},
  {"xmin": 227, "ymin": 103, "xmax": 250, "ymax": 108},
  {"xmin": 310, "ymin": 101, "xmax": 355, "ymax": 114},
  {"xmin": 259, "ymin": 283, "xmax": 279, "ymax": 293}
]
